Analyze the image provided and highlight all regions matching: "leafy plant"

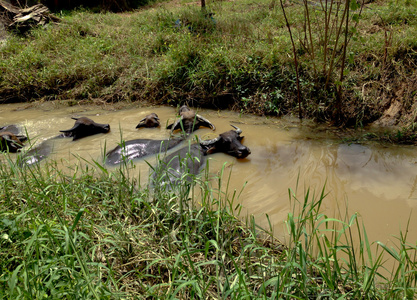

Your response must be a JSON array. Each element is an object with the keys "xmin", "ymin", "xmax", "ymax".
[{"xmin": 279, "ymin": 0, "xmax": 364, "ymax": 122}]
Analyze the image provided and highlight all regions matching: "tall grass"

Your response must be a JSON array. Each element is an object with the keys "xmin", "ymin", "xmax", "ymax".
[
  {"xmin": 282, "ymin": 183, "xmax": 417, "ymax": 298},
  {"xmin": 0, "ymin": 152, "xmax": 416, "ymax": 298}
]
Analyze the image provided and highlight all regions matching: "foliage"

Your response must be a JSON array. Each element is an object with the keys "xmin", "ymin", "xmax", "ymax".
[
  {"xmin": 1, "ymin": 0, "xmax": 417, "ymax": 125},
  {"xmin": 279, "ymin": 0, "xmax": 365, "ymax": 122},
  {"xmin": 0, "ymin": 153, "xmax": 416, "ymax": 298}
]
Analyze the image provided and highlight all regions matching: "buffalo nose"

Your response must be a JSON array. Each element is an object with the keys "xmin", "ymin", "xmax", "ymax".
[
  {"xmin": 238, "ymin": 146, "xmax": 251, "ymax": 158},
  {"xmin": 241, "ymin": 145, "xmax": 250, "ymax": 153}
]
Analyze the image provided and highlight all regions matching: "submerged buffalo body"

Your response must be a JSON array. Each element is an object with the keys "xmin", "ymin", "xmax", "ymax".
[
  {"xmin": 105, "ymin": 138, "xmax": 183, "ymax": 166},
  {"xmin": 166, "ymin": 105, "xmax": 215, "ymax": 134},
  {"xmin": 0, "ymin": 132, "xmax": 27, "ymax": 153},
  {"xmin": 0, "ymin": 125, "xmax": 20, "ymax": 135},
  {"xmin": 152, "ymin": 143, "xmax": 205, "ymax": 189},
  {"xmin": 18, "ymin": 139, "xmax": 54, "ymax": 166},
  {"xmin": 19, "ymin": 117, "xmax": 111, "ymax": 166},
  {"xmin": 152, "ymin": 125, "xmax": 251, "ymax": 189},
  {"xmin": 60, "ymin": 117, "xmax": 110, "ymax": 140},
  {"xmin": 136, "ymin": 113, "xmax": 160, "ymax": 129}
]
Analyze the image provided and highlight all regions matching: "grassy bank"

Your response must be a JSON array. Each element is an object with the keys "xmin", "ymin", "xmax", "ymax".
[
  {"xmin": 0, "ymin": 155, "xmax": 416, "ymax": 298},
  {"xmin": 1, "ymin": 0, "xmax": 417, "ymax": 129}
]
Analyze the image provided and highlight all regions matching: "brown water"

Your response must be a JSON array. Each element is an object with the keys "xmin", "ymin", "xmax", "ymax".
[{"xmin": 1, "ymin": 102, "xmax": 417, "ymax": 249}]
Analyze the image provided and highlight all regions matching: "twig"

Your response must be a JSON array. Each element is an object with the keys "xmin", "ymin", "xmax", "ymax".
[{"xmin": 279, "ymin": 0, "xmax": 303, "ymax": 119}]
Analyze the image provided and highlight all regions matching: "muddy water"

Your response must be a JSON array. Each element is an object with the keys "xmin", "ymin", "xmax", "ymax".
[{"xmin": 1, "ymin": 102, "xmax": 417, "ymax": 248}]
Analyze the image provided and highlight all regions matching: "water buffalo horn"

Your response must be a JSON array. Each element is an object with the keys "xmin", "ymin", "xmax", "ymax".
[
  {"xmin": 200, "ymin": 135, "xmax": 221, "ymax": 145},
  {"xmin": 169, "ymin": 116, "xmax": 184, "ymax": 132},
  {"xmin": 230, "ymin": 124, "xmax": 242, "ymax": 134},
  {"xmin": 196, "ymin": 114, "xmax": 216, "ymax": 131}
]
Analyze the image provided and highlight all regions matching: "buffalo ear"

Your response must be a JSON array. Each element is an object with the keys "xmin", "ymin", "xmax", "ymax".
[
  {"xmin": 205, "ymin": 146, "xmax": 216, "ymax": 155},
  {"xmin": 136, "ymin": 118, "xmax": 146, "ymax": 129},
  {"xmin": 166, "ymin": 123, "xmax": 173, "ymax": 130},
  {"xmin": 60, "ymin": 122, "xmax": 81, "ymax": 134},
  {"xmin": 59, "ymin": 129, "xmax": 77, "ymax": 140},
  {"xmin": 238, "ymin": 135, "xmax": 244, "ymax": 141},
  {"xmin": 200, "ymin": 144, "xmax": 216, "ymax": 155}
]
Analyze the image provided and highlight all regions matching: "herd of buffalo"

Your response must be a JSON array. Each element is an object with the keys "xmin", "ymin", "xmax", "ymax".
[{"xmin": 0, "ymin": 105, "xmax": 251, "ymax": 188}]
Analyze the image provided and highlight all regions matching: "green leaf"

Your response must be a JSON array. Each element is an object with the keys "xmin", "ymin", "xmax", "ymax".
[
  {"xmin": 352, "ymin": 13, "xmax": 360, "ymax": 23},
  {"xmin": 377, "ymin": 241, "xmax": 401, "ymax": 261},
  {"xmin": 71, "ymin": 208, "xmax": 85, "ymax": 233},
  {"xmin": 8, "ymin": 264, "xmax": 23, "ymax": 295},
  {"xmin": 350, "ymin": 0, "xmax": 360, "ymax": 11}
]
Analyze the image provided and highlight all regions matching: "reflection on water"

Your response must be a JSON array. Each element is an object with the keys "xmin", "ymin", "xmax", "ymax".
[{"xmin": 1, "ymin": 102, "xmax": 417, "ymax": 247}]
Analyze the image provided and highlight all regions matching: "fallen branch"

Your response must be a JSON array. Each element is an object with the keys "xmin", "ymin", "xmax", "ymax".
[{"xmin": 0, "ymin": 0, "xmax": 60, "ymax": 32}]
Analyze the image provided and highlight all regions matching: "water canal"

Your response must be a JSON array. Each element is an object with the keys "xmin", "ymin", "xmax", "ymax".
[{"xmin": 1, "ymin": 101, "xmax": 416, "ymax": 249}]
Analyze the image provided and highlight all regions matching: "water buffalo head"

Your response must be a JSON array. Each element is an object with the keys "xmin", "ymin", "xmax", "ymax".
[
  {"xmin": 166, "ymin": 105, "xmax": 215, "ymax": 134},
  {"xmin": 178, "ymin": 105, "xmax": 191, "ymax": 114},
  {"xmin": 200, "ymin": 125, "xmax": 251, "ymax": 159},
  {"xmin": 0, "ymin": 132, "xmax": 27, "ymax": 152},
  {"xmin": 136, "ymin": 113, "xmax": 160, "ymax": 129},
  {"xmin": 60, "ymin": 117, "xmax": 110, "ymax": 141}
]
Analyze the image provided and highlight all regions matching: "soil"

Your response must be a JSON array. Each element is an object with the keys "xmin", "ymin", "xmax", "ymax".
[{"xmin": 0, "ymin": 17, "xmax": 7, "ymax": 41}]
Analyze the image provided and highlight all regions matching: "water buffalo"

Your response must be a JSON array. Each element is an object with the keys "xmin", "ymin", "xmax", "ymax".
[
  {"xmin": 152, "ymin": 125, "xmax": 250, "ymax": 190},
  {"xmin": 60, "ymin": 117, "xmax": 110, "ymax": 140},
  {"xmin": 0, "ymin": 131, "xmax": 27, "ymax": 152},
  {"xmin": 105, "ymin": 137, "xmax": 183, "ymax": 166},
  {"xmin": 136, "ymin": 113, "xmax": 160, "ymax": 129},
  {"xmin": 166, "ymin": 105, "xmax": 215, "ymax": 134},
  {"xmin": 19, "ymin": 116, "xmax": 110, "ymax": 166}
]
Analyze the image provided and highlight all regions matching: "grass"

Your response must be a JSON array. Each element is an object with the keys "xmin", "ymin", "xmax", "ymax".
[
  {"xmin": 0, "ymin": 151, "xmax": 416, "ymax": 298},
  {"xmin": 1, "ymin": 0, "xmax": 417, "ymax": 129}
]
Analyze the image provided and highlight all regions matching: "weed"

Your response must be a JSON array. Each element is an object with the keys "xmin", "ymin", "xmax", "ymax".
[{"xmin": 0, "ymin": 150, "xmax": 416, "ymax": 297}]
